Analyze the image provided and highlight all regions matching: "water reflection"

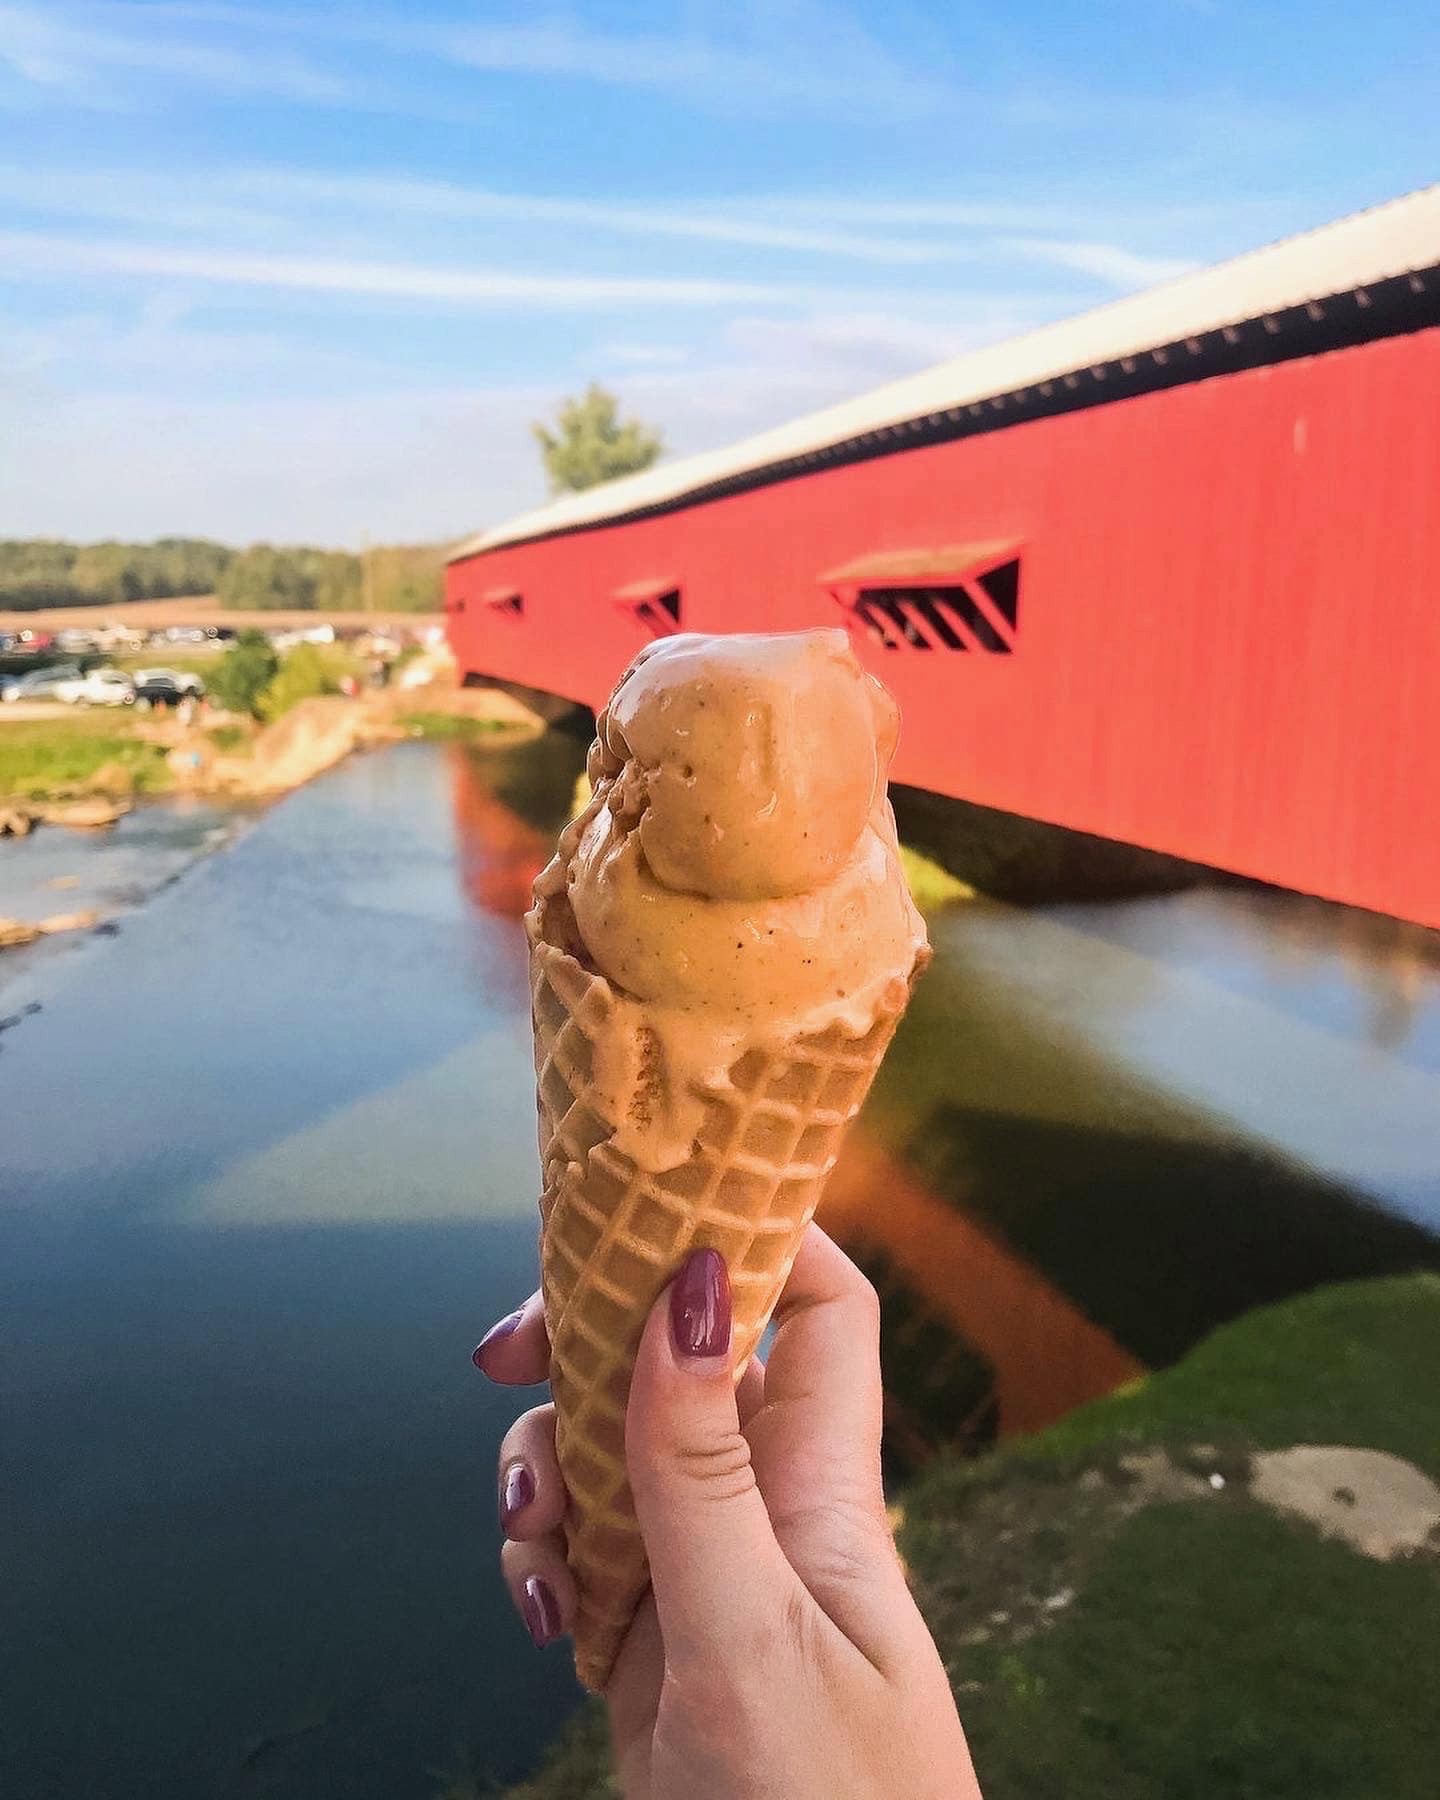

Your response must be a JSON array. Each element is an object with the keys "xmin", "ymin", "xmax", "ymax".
[
  {"xmin": 447, "ymin": 735, "xmax": 583, "ymax": 924},
  {"xmin": 833, "ymin": 888, "xmax": 1440, "ymax": 1456},
  {"xmin": 437, "ymin": 742, "xmax": 1439, "ymax": 1465},
  {"xmin": 2, "ymin": 735, "xmax": 1437, "ymax": 1799},
  {"xmin": 821, "ymin": 1140, "xmax": 1145, "ymax": 1444}
]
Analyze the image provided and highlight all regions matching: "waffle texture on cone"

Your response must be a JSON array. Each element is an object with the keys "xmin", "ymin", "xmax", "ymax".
[{"xmin": 524, "ymin": 629, "xmax": 929, "ymax": 1691}]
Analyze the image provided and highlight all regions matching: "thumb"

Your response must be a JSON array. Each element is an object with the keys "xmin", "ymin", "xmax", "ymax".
[{"xmin": 625, "ymin": 1247, "xmax": 801, "ymax": 1669}]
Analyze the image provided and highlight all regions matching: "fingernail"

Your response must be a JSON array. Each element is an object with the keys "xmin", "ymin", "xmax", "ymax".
[
  {"xmin": 670, "ymin": 1247, "xmax": 730, "ymax": 1360},
  {"xmin": 522, "ymin": 1574, "xmax": 560, "ymax": 1648},
  {"xmin": 500, "ymin": 1460, "xmax": 535, "ymax": 1531},
  {"xmin": 472, "ymin": 1308, "xmax": 523, "ymax": 1371}
]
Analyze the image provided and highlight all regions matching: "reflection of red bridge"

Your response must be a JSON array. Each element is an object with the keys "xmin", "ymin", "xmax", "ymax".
[
  {"xmin": 448, "ymin": 751, "xmax": 552, "ymax": 921},
  {"xmin": 444, "ymin": 746, "xmax": 1146, "ymax": 1435},
  {"xmin": 448, "ymin": 190, "xmax": 1440, "ymax": 929},
  {"xmin": 822, "ymin": 1139, "xmax": 1144, "ymax": 1438}
]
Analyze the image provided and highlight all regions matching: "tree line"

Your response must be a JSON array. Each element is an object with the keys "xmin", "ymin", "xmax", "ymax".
[
  {"xmin": 0, "ymin": 537, "xmax": 449, "ymax": 613},
  {"xmin": 2, "ymin": 384, "xmax": 666, "ymax": 613},
  {"xmin": 0, "ymin": 537, "xmax": 233, "ymax": 610}
]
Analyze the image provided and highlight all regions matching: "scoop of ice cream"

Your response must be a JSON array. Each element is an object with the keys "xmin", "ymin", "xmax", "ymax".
[
  {"xmin": 565, "ymin": 629, "xmax": 923, "ymax": 1028},
  {"xmin": 605, "ymin": 629, "xmax": 899, "ymax": 903}
]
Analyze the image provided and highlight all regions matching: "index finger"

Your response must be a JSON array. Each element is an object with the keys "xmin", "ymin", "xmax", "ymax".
[{"xmin": 472, "ymin": 1289, "xmax": 550, "ymax": 1384}]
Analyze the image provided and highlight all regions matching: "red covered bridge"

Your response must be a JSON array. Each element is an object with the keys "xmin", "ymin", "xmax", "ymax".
[{"xmin": 446, "ymin": 188, "xmax": 1440, "ymax": 930}]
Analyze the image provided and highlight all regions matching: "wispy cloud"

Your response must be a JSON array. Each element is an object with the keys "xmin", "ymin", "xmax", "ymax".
[
  {"xmin": 0, "ymin": 165, "xmax": 289, "ymax": 238},
  {"xmin": 0, "ymin": 231, "xmax": 862, "ymax": 309},
  {"xmin": 241, "ymin": 171, "xmax": 974, "ymax": 265},
  {"xmin": 0, "ymin": 2, "xmax": 347, "ymax": 101},
  {"xmin": 1004, "ymin": 238, "xmax": 1195, "ymax": 286},
  {"xmin": 252, "ymin": 174, "xmax": 1195, "ymax": 285},
  {"xmin": 0, "ymin": 162, "xmax": 1196, "ymax": 290},
  {"xmin": 0, "ymin": 163, "xmax": 997, "ymax": 265},
  {"xmin": 424, "ymin": 6, "xmax": 951, "ymax": 116},
  {"xmin": 26, "ymin": 0, "xmax": 953, "ymax": 118}
]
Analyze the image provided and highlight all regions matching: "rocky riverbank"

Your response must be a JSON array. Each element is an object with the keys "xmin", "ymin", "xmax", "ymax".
[{"xmin": 0, "ymin": 680, "xmax": 546, "ymax": 952}]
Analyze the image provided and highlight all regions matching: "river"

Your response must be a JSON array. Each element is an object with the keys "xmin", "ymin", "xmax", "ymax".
[{"xmin": 2, "ymin": 737, "xmax": 1437, "ymax": 1798}]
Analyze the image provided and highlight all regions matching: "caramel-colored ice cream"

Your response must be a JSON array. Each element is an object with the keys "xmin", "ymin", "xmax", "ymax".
[
  {"xmin": 526, "ymin": 627, "xmax": 928, "ymax": 1689},
  {"xmin": 533, "ymin": 628, "xmax": 927, "ymax": 1170}
]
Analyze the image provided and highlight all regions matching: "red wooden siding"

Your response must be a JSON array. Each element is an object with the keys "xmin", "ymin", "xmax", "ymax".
[{"xmin": 447, "ymin": 325, "xmax": 1440, "ymax": 929}]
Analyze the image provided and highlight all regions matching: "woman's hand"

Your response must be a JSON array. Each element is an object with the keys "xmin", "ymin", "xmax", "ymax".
[{"xmin": 474, "ymin": 1225, "xmax": 982, "ymax": 1799}]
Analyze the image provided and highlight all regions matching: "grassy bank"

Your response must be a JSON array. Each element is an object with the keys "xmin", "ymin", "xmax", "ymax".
[
  {"xmin": 494, "ymin": 1274, "xmax": 1440, "ymax": 1800},
  {"xmin": 0, "ymin": 714, "xmax": 171, "ymax": 800},
  {"xmin": 400, "ymin": 710, "xmax": 525, "ymax": 741}
]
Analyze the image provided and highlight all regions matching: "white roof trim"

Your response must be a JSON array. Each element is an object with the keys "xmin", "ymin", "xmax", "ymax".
[{"xmin": 452, "ymin": 185, "xmax": 1440, "ymax": 562}]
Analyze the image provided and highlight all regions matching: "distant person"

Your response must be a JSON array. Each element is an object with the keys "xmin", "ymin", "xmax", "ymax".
[{"xmin": 475, "ymin": 1226, "xmax": 983, "ymax": 1799}]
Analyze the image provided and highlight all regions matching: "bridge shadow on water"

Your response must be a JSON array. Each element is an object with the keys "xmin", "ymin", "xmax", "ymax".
[{"xmin": 448, "ymin": 740, "xmax": 1440, "ymax": 1476}]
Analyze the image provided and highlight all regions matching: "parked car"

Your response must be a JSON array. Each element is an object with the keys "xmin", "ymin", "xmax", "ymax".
[
  {"xmin": 1, "ymin": 662, "xmax": 83, "ymax": 703},
  {"xmin": 270, "ymin": 624, "xmax": 335, "ymax": 650},
  {"xmin": 54, "ymin": 667, "xmax": 136, "ymax": 707},
  {"xmin": 132, "ymin": 673, "xmax": 190, "ymax": 709},
  {"xmin": 93, "ymin": 622, "xmax": 147, "ymax": 653},
  {"xmin": 132, "ymin": 667, "xmax": 205, "ymax": 696}
]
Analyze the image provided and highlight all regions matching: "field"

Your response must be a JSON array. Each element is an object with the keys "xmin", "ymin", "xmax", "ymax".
[
  {"xmin": 0, "ymin": 713, "xmax": 171, "ymax": 799},
  {"xmin": 497, "ymin": 1274, "xmax": 1440, "ymax": 1800}
]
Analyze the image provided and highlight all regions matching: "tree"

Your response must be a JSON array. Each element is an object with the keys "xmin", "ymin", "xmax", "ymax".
[
  {"xmin": 364, "ymin": 543, "xmax": 447, "ymax": 611},
  {"xmin": 533, "ymin": 384, "xmax": 664, "ymax": 494},
  {"xmin": 255, "ymin": 643, "xmax": 337, "ymax": 721},
  {"xmin": 209, "ymin": 630, "xmax": 280, "ymax": 717}
]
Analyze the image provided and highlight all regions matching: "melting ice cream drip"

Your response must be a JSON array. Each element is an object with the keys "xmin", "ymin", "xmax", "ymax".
[{"xmin": 529, "ymin": 629, "xmax": 928, "ymax": 1172}]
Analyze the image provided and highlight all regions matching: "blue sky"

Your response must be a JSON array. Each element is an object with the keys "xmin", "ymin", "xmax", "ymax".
[{"xmin": 1, "ymin": 1, "xmax": 1436, "ymax": 546}]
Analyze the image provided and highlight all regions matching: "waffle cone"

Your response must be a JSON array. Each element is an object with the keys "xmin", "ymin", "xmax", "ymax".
[{"xmin": 528, "ymin": 926, "xmax": 913, "ymax": 1692}]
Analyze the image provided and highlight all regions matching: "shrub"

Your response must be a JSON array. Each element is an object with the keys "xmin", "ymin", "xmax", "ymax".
[
  {"xmin": 256, "ymin": 643, "xmax": 337, "ymax": 721},
  {"xmin": 208, "ymin": 630, "xmax": 280, "ymax": 717}
]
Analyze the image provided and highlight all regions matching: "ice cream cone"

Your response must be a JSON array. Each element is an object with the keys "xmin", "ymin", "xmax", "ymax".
[
  {"xmin": 523, "ymin": 630, "xmax": 928, "ymax": 1691},
  {"xmin": 529, "ymin": 921, "xmax": 914, "ymax": 1688}
]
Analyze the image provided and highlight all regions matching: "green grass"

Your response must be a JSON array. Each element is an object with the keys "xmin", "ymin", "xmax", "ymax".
[
  {"xmin": 0, "ymin": 715, "xmax": 171, "ymax": 798},
  {"xmin": 1010, "ymin": 1271, "xmax": 1440, "ymax": 1475},
  {"xmin": 492, "ymin": 1276, "xmax": 1440, "ymax": 1800},
  {"xmin": 206, "ymin": 723, "xmax": 251, "ymax": 753},
  {"xmin": 113, "ymin": 651, "xmax": 220, "ymax": 678},
  {"xmin": 899, "ymin": 1274, "xmax": 1440, "ymax": 1800},
  {"xmin": 951, "ymin": 1501, "xmax": 1440, "ymax": 1800},
  {"xmin": 401, "ymin": 711, "xmax": 520, "ymax": 740},
  {"xmin": 901, "ymin": 843, "xmax": 975, "ymax": 910}
]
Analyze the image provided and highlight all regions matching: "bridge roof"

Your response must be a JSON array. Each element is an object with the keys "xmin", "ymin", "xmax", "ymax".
[{"xmin": 452, "ymin": 184, "xmax": 1440, "ymax": 562}]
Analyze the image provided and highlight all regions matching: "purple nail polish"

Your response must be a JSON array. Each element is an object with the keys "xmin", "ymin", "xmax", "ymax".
[
  {"xmin": 522, "ymin": 1574, "xmax": 560, "ymax": 1648},
  {"xmin": 500, "ymin": 1461, "xmax": 535, "ymax": 1531},
  {"xmin": 472, "ymin": 1308, "xmax": 523, "ymax": 1371},
  {"xmin": 670, "ymin": 1247, "xmax": 730, "ymax": 1360}
]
